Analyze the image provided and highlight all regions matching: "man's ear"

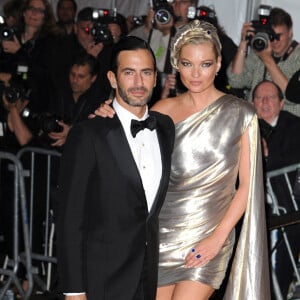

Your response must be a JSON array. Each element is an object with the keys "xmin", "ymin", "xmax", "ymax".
[{"xmin": 107, "ymin": 71, "xmax": 117, "ymax": 89}]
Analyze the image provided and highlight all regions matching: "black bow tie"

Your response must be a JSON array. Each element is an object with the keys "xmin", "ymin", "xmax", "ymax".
[{"xmin": 130, "ymin": 116, "xmax": 157, "ymax": 138}]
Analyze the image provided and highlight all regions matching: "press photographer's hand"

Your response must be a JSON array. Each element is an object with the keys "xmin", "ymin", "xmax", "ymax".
[
  {"xmin": 86, "ymin": 41, "xmax": 104, "ymax": 58},
  {"xmin": 240, "ymin": 22, "xmax": 255, "ymax": 42},
  {"xmin": 48, "ymin": 121, "xmax": 71, "ymax": 147},
  {"xmin": 2, "ymin": 35, "xmax": 21, "ymax": 54}
]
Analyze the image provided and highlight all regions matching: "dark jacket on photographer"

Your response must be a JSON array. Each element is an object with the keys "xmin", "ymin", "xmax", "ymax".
[
  {"xmin": 0, "ymin": 31, "xmax": 57, "ymax": 114},
  {"xmin": 46, "ymin": 32, "xmax": 112, "ymax": 103},
  {"xmin": 262, "ymin": 110, "xmax": 300, "ymax": 172},
  {"xmin": 49, "ymin": 82, "xmax": 103, "ymax": 128},
  {"xmin": 285, "ymin": 68, "xmax": 300, "ymax": 104}
]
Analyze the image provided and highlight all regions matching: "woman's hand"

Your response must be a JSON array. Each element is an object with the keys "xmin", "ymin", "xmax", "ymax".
[
  {"xmin": 92, "ymin": 99, "xmax": 115, "ymax": 118},
  {"xmin": 185, "ymin": 234, "xmax": 225, "ymax": 268}
]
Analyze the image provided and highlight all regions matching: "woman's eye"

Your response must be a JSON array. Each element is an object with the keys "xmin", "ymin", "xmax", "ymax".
[
  {"xmin": 181, "ymin": 61, "xmax": 191, "ymax": 67},
  {"xmin": 202, "ymin": 62, "xmax": 213, "ymax": 68}
]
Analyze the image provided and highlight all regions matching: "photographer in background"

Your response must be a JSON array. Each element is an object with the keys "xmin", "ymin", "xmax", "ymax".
[
  {"xmin": 0, "ymin": 0, "xmax": 61, "ymax": 113},
  {"xmin": 47, "ymin": 6, "xmax": 114, "ymax": 101},
  {"xmin": 252, "ymin": 80, "xmax": 300, "ymax": 299},
  {"xmin": 0, "ymin": 64, "xmax": 54, "ymax": 152},
  {"xmin": 227, "ymin": 6, "xmax": 300, "ymax": 116},
  {"xmin": 129, "ymin": 1, "xmax": 176, "ymax": 105},
  {"xmin": 171, "ymin": 0, "xmax": 196, "ymax": 28},
  {"xmin": 0, "ymin": 81, "xmax": 35, "ymax": 152},
  {"xmin": 0, "ymin": 79, "xmax": 36, "ymax": 269},
  {"xmin": 56, "ymin": 0, "xmax": 77, "ymax": 35},
  {"xmin": 48, "ymin": 54, "xmax": 100, "ymax": 147}
]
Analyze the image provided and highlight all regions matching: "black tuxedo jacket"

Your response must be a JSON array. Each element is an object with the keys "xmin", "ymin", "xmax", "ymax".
[{"xmin": 56, "ymin": 110, "xmax": 175, "ymax": 300}]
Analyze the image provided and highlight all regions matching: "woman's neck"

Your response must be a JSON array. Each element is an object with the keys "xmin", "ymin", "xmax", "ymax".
[{"xmin": 22, "ymin": 26, "xmax": 38, "ymax": 43}]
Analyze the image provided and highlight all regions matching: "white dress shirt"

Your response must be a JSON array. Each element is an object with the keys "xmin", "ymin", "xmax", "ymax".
[{"xmin": 113, "ymin": 99, "xmax": 162, "ymax": 211}]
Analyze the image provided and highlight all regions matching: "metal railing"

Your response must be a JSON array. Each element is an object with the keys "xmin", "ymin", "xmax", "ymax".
[
  {"xmin": 266, "ymin": 163, "xmax": 300, "ymax": 300},
  {"xmin": 0, "ymin": 151, "xmax": 33, "ymax": 300},
  {"xmin": 17, "ymin": 147, "xmax": 61, "ymax": 293}
]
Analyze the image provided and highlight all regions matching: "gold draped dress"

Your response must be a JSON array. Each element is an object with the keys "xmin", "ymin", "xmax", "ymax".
[{"xmin": 158, "ymin": 95, "xmax": 270, "ymax": 299}]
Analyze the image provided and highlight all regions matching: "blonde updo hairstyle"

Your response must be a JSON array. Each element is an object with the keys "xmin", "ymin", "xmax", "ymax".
[{"xmin": 171, "ymin": 19, "xmax": 222, "ymax": 70}]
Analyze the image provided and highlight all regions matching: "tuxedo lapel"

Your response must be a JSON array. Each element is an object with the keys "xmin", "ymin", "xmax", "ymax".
[
  {"xmin": 106, "ymin": 117, "xmax": 147, "ymax": 206},
  {"xmin": 148, "ymin": 112, "xmax": 172, "ymax": 218}
]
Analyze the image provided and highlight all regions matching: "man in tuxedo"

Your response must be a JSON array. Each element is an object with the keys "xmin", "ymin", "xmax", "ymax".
[{"xmin": 56, "ymin": 36, "xmax": 175, "ymax": 300}]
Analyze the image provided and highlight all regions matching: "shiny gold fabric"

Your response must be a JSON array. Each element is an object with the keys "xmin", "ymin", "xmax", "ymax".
[{"xmin": 158, "ymin": 95, "xmax": 270, "ymax": 299}]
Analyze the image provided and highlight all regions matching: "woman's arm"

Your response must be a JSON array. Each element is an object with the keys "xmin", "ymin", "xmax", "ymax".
[{"xmin": 185, "ymin": 127, "xmax": 250, "ymax": 267}]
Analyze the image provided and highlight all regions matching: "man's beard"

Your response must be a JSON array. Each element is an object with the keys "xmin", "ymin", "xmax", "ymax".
[{"xmin": 117, "ymin": 85, "xmax": 153, "ymax": 107}]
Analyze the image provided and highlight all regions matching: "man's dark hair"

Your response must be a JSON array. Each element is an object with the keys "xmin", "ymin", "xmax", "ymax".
[
  {"xmin": 71, "ymin": 54, "xmax": 99, "ymax": 77},
  {"xmin": 269, "ymin": 7, "xmax": 293, "ymax": 29},
  {"xmin": 77, "ymin": 7, "xmax": 93, "ymax": 22},
  {"xmin": 110, "ymin": 36, "xmax": 157, "ymax": 74},
  {"xmin": 252, "ymin": 80, "xmax": 284, "ymax": 101},
  {"xmin": 57, "ymin": 0, "xmax": 77, "ymax": 13}
]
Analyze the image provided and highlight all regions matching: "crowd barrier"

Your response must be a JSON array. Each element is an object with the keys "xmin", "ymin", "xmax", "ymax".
[
  {"xmin": 0, "ymin": 147, "xmax": 61, "ymax": 298},
  {"xmin": 16, "ymin": 147, "xmax": 61, "ymax": 293},
  {"xmin": 266, "ymin": 163, "xmax": 300, "ymax": 300},
  {"xmin": 0, "ymin": 151, "xmax": 33, "ymax": 300}
]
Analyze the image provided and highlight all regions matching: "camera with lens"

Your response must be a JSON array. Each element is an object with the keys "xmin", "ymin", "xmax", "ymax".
[
  {"xmin": 187, "ymin": 6, "xmax": 216, "ymax": 22},
  {"xmin": 3, "ymin": 65, "xmax": 31, "ymax": 104},
  {"xmin": 22, "ymin": 108, "xmax": 64, "ymax": 133},
  {"xmin": 153, "ymin": 0, "xmax": 174, "ymax": 25},
  {"xmin": 38, "ymin": 113, "xmax": 64, "ymax": 133},
  {"xmin": 247, "ymin": 5, "xmax": 280, "ymax": 52},
  {"xmin": 3, "ymin": 81, "xmax": 26, "ymax": 103},
  {"xmin": 132, "ymin": 15, "xmax": 146, "ymax": 27},
  {"xmin": 89, "ymin": 8, "xmax": 115, "ymax": 44},
  {"xmin": 0, "ymin": 25, "xmax": 15, "ymax": 42},
  {"xmin": 0, "ymin": 15, "xmax": 16, "ymax": 42}
]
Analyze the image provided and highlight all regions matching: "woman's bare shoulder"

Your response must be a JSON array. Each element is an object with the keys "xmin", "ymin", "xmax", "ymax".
[{"xmin": 151, "ymin": 97, "xmax": 179, "ymax": 115}]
